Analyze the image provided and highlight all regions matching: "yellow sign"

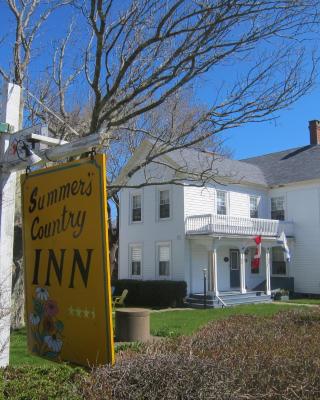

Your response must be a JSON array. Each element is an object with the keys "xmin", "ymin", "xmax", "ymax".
[{"xmin": 21, "ymin": 154, "xmax": 114, "ymax": 366}]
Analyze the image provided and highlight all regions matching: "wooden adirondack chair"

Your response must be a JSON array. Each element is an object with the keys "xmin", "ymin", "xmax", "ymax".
[{"xmin": 112, "ymin": 289, "xmax": 128, "ymax": 308}]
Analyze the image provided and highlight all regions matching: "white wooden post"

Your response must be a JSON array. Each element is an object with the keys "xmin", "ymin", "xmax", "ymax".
[
  {"xmin": 212, "ymin": 247, "xmax": 219, "ymax": 296},
  {"xmin": 265, "ymin": 248, "xmax": 271, "ymax": 295},
  {"xmin": 240, "ymin": 250, "xmax": 246, "ymax": 294},
  {"xmin": 0, "ymin": 82, "xmax": 21, "ymax": 367}
]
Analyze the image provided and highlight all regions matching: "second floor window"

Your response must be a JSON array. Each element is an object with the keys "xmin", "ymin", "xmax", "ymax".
[
  {"xmin": 131, "ymin": 194, "xmax": 142, "ymax": 222},
  {"xmin": 217, "ymin": 190, "xmax": 227, "ymax": 215},
  {"xmin": 271, "ymin": 197, "xmax": 285, "ymax": 220},
  {"xmin": 250, "ymin": 196, "xmax": 259, "ymax": 218},
  {"xmin": 159, "ymin": 189, "xmax": 170, "ymax": 219}
]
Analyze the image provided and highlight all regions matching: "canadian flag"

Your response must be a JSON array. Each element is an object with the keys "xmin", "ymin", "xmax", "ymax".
[{"xmin": 251, "ymin": 235, "xmax": 262, "ymax": 270}]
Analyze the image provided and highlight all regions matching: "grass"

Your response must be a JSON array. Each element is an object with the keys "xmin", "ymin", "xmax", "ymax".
[
  {"xmin": 289, "ymin": 298, "xmax": 320, "ymax": 305},
  {"xmin": 10, "ymin": 328, "xmax": 60, "ymax": 367},
  {"xmin": 9, "ymin": 303, "xmax": 295, "ymax": 366},
  {"xmin": 150, "ymin": 303, "xmax": 295, "ymax": 337}
]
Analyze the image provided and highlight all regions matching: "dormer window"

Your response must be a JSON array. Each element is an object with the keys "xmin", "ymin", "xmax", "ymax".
[
  {"xmin": 216, "ymin": 190, "xmax": 227, "ymax": 215},
  {"xmin": 131, "ymin": 193, "xmax": 142, "ymax": 222}
]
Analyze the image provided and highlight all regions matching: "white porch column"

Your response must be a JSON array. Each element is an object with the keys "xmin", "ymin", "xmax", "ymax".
[
  {"xmin": 212, "ymin": 247, "xmax": 219, "ymax": 296},
  {"xmin": 240, "ymin": 250, "xmax": 246, "ymax": 294},
  {"xmin": 265, "ymin": 248, "xmax": 271, "ymax": 295}
]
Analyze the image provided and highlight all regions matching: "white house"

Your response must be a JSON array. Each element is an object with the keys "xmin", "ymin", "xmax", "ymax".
[{"xmin": 116, "ymin": 120, "xmax": 320, "ymax": 305}]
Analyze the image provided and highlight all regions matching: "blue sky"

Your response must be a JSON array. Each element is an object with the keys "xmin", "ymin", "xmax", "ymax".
[
  {"xmin": 221, "ymin": 90, "xmax": 320, "ymax": 160},
  {"xmin": 0, "ymin": 3, "xmax": 319, "ymax": 161}
]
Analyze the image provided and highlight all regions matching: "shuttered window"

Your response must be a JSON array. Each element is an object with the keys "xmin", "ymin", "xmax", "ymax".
[
  {"xmin": 158, "ymin": 243, "xmax": 170, "ymax": 277},
  {"xmin": 130, "ymin": 246, "xmax": 142, "ymax": 276}
]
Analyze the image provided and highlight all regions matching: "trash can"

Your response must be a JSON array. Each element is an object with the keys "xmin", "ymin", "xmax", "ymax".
[{"xmin": 115, "ymin": 308, "xmax": 150, "ymax": 342}]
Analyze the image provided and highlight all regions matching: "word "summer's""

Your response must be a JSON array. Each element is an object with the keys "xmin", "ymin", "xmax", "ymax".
[
  {"xmin": 28, "ymin": 176, "xmax": 92, "ymax": 213},
  {"xmin": 28, "ymin": 176, "xmax": 93, "ymax": 240}
]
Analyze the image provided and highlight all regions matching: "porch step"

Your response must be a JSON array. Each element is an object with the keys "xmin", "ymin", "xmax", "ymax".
[
  {"xmin": 219, "ymin": 291, "xmax": 272, "ymax": 307},
  {"xmin": 186, "ymin": 293, "xmax": 223, "ymax": 309},
  {"xmin": 186, "ymin": 291, "xmax": 271, "ymax": 309}
]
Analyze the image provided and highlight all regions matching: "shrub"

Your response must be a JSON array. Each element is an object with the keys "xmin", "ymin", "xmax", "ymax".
[
  {"xmin": 2, "ymin": 365, "xmax": 85, "ymax": 400},
  {"xmin": 79, "ymin": 353, "xmax": 229, "ymax": 400},
  {"xmin": 113, "ymin": 280, "xmax": 187, "ymax": 307},
  {"xmin": 80, "ymin": 309, "xmax": 320, "ymax": 399}
]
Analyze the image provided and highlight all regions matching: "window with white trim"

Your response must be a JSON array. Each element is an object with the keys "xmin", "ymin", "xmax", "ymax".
[
  {"xmin": 250, "ymin": 196, "xmax": 259, "ymax": 219},
  {"xmin": 157, "ymin": 242, "xmax": 170, "ymax": 277},
  {"xmin": 216, "ymin": 190, "xmax": 227, "ymax": 215},
  {"xmin": 159, "ymin": 189, "xmax": 170, "ymax": 219},
  {"xmin": 271, "ymin": 197, "xmax": 285, "ymax": 221},
  {"xmin": 131, "ymin": 193, "xmax": 142, "ymax": 222},
  {"xmin": 130, "ymin": 245, "xmax": 142, "ymax": 277},
  {"xmin": 272, "ymin": 247, "xmax": 286, "ymax": 275}
]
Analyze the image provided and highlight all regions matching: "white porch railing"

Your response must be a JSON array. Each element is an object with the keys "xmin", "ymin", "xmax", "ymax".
[{"xmin": 185, "ymin": 214, "xmax": 294, "ymax": 237}]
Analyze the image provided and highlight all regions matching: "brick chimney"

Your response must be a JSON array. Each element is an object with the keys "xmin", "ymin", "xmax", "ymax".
[{"xmin": 309, "ymin": 120, "xmax": 320, "ymax": 145}]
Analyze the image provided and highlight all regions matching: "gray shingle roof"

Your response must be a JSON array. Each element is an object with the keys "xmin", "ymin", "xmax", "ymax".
[
  {"xmin": 242, "ymin": 145, "xmax": 320, "ymax": 186},
  {"xmin": 168, "ymin": 148, "xmax": 268, "ymax": 186}
]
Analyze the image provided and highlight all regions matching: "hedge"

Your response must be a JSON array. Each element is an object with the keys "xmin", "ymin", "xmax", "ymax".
[{"xmin": 113, "ymin": 280, "xmax": 187, "ymax": 307}]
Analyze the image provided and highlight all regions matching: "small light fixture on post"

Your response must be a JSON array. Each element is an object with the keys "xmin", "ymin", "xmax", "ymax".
[{"xmin": 203, "ymin": 268, "xmax": 207, "ymax": 309}]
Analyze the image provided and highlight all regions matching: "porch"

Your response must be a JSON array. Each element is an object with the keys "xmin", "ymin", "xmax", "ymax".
[{"xmin": 186, "ymin": 235, "xmax": 293, "ymax": 307}]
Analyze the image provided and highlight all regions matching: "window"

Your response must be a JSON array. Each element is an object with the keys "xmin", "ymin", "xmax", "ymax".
[
  {"xmin": 216, "ymin": 190, "xmax": 227, "ymax": 215},
  {"xmin": 131, "ymin": 193, "xmax": 142, "ymax": 222},
  {"xmin": 159, "ymin": 189, "xmax": 170, "ymax": 219},
  {"xmin": 272, "ymin": 247, "xmax": 286, "ymax": 275},
  {"xmin": 250, "ymin": 196, "xmax": 259, "ymax": 219},
  {"xmin": 130, "ymin": 245, "xmax": 142, "ymax": 277},
  {"xmin": 271, "ymin": 197, "xmax": 285, "ymax": 220},
  {"xmin": 157, "ymin": 243, "xmax": 170, "ymax": 277}
]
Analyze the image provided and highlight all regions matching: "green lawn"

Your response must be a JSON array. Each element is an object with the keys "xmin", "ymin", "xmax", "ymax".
[
  {"xmin": 289, "ymin": 298, "xmax": 320, "ymax": 305},
  {"xmin": 10, "ymin": 303, "xmax": 294, "ymax": 366},
  {"xmin": 150, "ymin": 303, "xmax": 295, "ymax": 337},
  {"xmin": 10, "ymin": 328, "xmax": 56, "ymax": 367}
]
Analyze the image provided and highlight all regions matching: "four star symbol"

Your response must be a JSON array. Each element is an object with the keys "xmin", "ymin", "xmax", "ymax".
[{"xmin": 68, "ymin": 306, "xmax": 96, "ymax": 319}]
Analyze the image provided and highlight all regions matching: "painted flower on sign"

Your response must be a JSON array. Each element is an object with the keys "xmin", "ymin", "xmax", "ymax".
[
  {"xmin": 29, "ymin": 287, "xmax": 64, "ymax": 360},
  {"xmin": 43, "ymin": 316, "xmax": 55, "ymax": 334},
  {"xmin": 29, "ymin": 313, "xmax": 40, "ymax": 326},
  {"xmin": 35, "ymin": 287, "xmax": 49, "ymax": 301},
  {"xmin": 44, "ymin": 299, "xmax": 59, "ymax": 317},
  {"xmin": 44, "ymin": 335, "xmax": 63, "ymax": 353}
]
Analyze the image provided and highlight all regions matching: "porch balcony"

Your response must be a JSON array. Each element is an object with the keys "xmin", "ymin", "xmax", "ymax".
[{"xmin": 185, "ymin": 214, "xmax": 294, "ymax": 237}]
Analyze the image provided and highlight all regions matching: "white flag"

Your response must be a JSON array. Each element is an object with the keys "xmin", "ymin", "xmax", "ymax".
[{"xmin": 277, "ymin": 231, "xmax": 291, "ymax": 262}]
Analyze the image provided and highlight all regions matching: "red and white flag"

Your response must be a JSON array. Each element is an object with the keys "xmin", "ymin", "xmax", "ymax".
[{"xmin": 251, "ymin": 235, "xmax": 262, "ymax": 270}]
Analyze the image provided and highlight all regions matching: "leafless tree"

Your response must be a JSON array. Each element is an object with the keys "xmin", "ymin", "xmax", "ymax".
[
  {"xmin": 21, "ymin": 0, "xmax": 319, "ymax": 185},
  {"xmin": 1, "ymin": 0, "xmax": 319, "ymax": 279}
]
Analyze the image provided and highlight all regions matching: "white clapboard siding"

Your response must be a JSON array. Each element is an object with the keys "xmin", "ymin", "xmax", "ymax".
[
  {"xmin": 184, "ymin": 186, "xmax": 215, "ymax": 217},
  {"xmin": 229, "ymin": 191, "xmax": 249, "ymax": 217}
]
